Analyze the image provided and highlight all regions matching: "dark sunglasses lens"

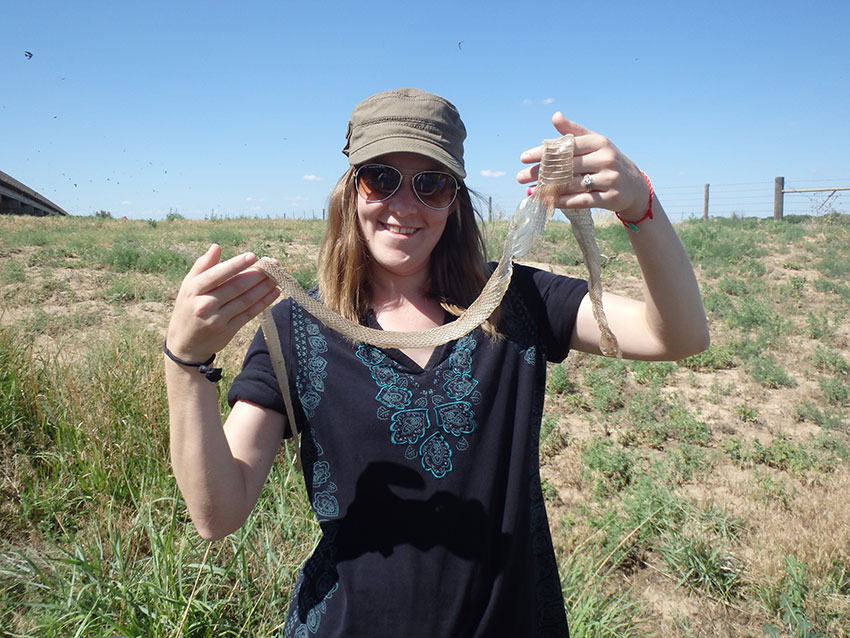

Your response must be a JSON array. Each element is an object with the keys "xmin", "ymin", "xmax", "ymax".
[
  {"xmin": 414, "ymin": 172, "xmax": 456, "ymax": 208},
  {"xmin": 356, "ymin": 166, "xmax": 401, "ymax": 201}
]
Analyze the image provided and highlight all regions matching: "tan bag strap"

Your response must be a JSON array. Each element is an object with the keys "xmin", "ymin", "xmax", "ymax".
[{"xmin": 259, "ymin": 307, "xmax": 302, "ymax": 470}]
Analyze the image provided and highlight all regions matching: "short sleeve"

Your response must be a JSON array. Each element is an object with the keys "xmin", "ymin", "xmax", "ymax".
[
  {"xmin": 227, "ymin": 299, "xmax": 297, "ymax": 435},
  {"xmin": 510, "ymin": 264, "xmax": 588, "ymax": 363}
]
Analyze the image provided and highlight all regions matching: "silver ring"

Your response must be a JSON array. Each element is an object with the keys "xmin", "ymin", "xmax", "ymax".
[{"xmin": 581, "ymin": 174, "xmax": 594, "ymax": 192}]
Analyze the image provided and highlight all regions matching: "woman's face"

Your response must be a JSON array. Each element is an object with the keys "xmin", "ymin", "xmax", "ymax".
[{"xmin": 355, "ymin": 152, "xmax": 452, "ymax": 282}]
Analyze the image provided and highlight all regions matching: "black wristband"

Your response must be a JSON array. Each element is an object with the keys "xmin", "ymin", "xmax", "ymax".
[{"xmin": 162, "ymin": 341, "xmax": 223, "ymax": 383}]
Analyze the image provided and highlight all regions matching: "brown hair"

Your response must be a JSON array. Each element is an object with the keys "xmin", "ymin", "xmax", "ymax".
[{"xmin": 317, "ymin": 169, "xmax": 498, "ymax": 335}]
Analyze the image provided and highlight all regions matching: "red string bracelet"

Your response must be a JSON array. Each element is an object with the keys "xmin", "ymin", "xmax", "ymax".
[{"xmin": 615, "ymin": 171, "xmax": 653, "ymax": 232}]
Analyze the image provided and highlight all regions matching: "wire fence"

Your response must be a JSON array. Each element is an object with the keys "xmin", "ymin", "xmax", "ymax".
[{"xmin": 657, "ymin": 177, "xmax": 849, "ymax": 222}]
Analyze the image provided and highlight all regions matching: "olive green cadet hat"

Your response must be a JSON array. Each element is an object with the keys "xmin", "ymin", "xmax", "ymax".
[{"xmin": 342, "ymin": 88, "xmax": 467, "ymax": 178}]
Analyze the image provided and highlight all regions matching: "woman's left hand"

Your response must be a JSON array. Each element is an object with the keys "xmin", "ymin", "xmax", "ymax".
[{"xmin": 517, "ymin": 113, "xmax": 649, "ymax": 222}]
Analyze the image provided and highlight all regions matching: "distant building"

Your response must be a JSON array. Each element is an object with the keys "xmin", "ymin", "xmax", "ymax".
[{"xmin": 0, "ymin": 170, "xmax": 69, "ymax": 216}]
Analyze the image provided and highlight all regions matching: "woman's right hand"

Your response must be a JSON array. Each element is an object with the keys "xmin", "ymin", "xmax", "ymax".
[{"xmin": 165, "ymin": 244, "xmax": 280, "ymax": 361}]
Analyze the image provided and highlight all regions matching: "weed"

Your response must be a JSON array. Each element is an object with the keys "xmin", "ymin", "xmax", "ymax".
[
  {"xmin": 816, "ymin": 251, "xmax": 850, "ymax": 278},
  {"xmin": 819, "ymin": 375, "xmax": 850, "ymax": 407},
  {"xmin": 700, "ymin": 288, "xmax": 734, "ymax": 318},
  {"xmin": 548, "ymin": 363, "xmax": 574, "ymax": 395},
  {"xmin": 805, "ymin": 311, "xmax": 834, "ymax": 340},
  {"xmin": 669, "ymin": 404, "xmax": 712, "ymax": 445},
  {"xmin": 813, "ymin": 278, "xmax": 850, "ymax": 303},
  {"xmin": 750, "ymin": 354, "xmax": 796, "ymax": 388},
  {"xmin": 291, "ymin": 265, "xmax": 318, "ymax": 290},
  {"xmin": 752, "ymin": 469, "xmax": 797, "ymax": 509},
  {"xmin": 622, "ymin": 389, "xmax": 670, "ymax": 447},
  {"xmin": 629, "ymin": 360, "xmax": 676, "ymax": 386},
  {"xmin": 794, "ymin": 399, "xmax": 846, "ymax": 430},
  {"xmin": 736, "ymin": 403, "xmax": 759, "ymax": 423},
  {"xmin": 582, "ymin": 437, "xmax": 636, "ymax": 497},
  {"xmin": 102, "ymin": 243, "xmax": 193, "ymax": 279},
  {"xmin": 657, "ymin": 534, "xmax": 743, "ymax": 600},
  {"xmin": 541, "ymin": 477, "xmax": 558, "ymax": 502},
  {"xmin": 680, "ymin": 345, "xmax": 735, "ymax": 371},
  {"xmin": 762, "ymin": 556, "xmax": 824, "ymax": 638},
  {"xmin": 707, "ymin": 378, "xmax": 735, "ymax": 404},
  {"xmin": 717, "ymin": 275, "xmax": 752, "ymax": 297},
  {"xmin": 667, "ymin": 443, "xmax": 712, "ymax": 484},
  {"xmin": 560, "ymin": 553, "xmax": 644, "ymax": 638},
  {"xmin": 780, "ymin": 275, "xmax": 807, "ymax": 299},
  {"xmin": 1, "ymin": 260, "xmax": 26, "ymax": 284},
  {"xmin": 810, "ymin": 346, "xmax": 850, "ymax": 375},
  {"xmin": 728, "ymin": 297, "xmax": 786, "ymax": 334},
  {"xmin": 738, "ymin": 258, "xmax": 767, "ymax": 277},
  {"xmin": 582, "ymin": 361, "xmax": 627, "ymax": 413}
]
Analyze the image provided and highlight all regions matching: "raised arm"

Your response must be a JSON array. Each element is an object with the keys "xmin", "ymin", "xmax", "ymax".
[
  {"xmin": 518, "ymin": 113, "xmax": 709, "ymax": 361},
  {"xmin": 164, "ymin": 244, "xmax": 284, "ymax": 540}
]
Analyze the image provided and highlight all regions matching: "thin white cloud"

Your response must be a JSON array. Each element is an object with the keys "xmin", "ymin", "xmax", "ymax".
[
  {"xmin": 522, "ymin": 98, "xmax": 533, "ymax": 105},
  {"xmin": 246, "ymin": 196, "xmax": 265, "ymax": 202},
  {"xmin": 543, "ymin": 97, "xmax": 555, "ymax": 105},
  {"xmin": 303, "ymin": 174, "xmax": 322, "ymax": 182},
  {"xmin": 121, "ymin": 200, "xmax": 133, "ymax": 206},
  {"xmin": 480, "ymin": 169, "xmax": 506, "ymax": 178}
]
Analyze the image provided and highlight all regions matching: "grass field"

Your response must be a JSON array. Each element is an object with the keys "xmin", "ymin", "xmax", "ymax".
[{"xmin": 1, "ymin": 212, "xmax": 848, "ymax": 636}]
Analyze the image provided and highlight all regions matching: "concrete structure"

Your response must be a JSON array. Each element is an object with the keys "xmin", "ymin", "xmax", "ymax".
[{"xmin": 0, "ymin": 170, "xmax": 69, "ymax": 216}]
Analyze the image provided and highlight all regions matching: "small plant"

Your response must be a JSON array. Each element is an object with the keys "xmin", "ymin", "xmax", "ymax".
[
  {"xmin": 541, "ymin": 476, "xmax": 558, "ymax": 502},
  {"xmin": 736, "ymin": 403, "xmax": 759, "ymax": 423},
  {"xmin": 657, "ymin": 534, "xmax": 743, "ymax": 601},
  {"xmin": 629, "ymin": 360, "xmax": 676, "ymax": 386},
  {"xmin": 810, "ymin": 346, "xmax": 849, "ymax": 375},
  {"xmin": 680, "ymin": 345, "xmax": 735, "ymax": 371},
  {"xmin": 780, "ymin": 275, "xmax": 807, "ymax": 299},
  {"xmin": 582, "ymin": 437, "xmax": 636, "ymax": 496},
  {"xmin": 762, "ymin": 556, "xmax": 823, "ymax": 638},
  {"xmin": 752, "ymin": 469, "xmax": 797, "ymax": 510},
  {"xmin": 750, "ymin": 354, "xmax": 796, "ymax": 389},
  {"xmin": 794, "ymin": 399, "xmax": 845, "ymax": 430},
  {"xmin": 707, "ymin": 378, "xmax": 735, "ymax": 404},
  {"xmin": 819, "ymin": 375, "xmax": 849, "ymax": 407},
  {"xmin": 291, "ymin": 265, "xmax": 318, "ymax": 290},
  {"xmin": 547, "ymin": 363, "xmax": 573, "ymax": 395},
  {"xmin": 805, "ymin": 311, "xmax": 834, "ymax": 340}
]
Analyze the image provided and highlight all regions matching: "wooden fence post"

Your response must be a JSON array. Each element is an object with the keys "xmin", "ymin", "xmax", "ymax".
[
  {"xmin": 703, "ymin": 184, "xmax": 709, "ymax": 219},
  {"xmin": 774, "ymin": 177, "xmax": 784, "ymax": 220}
]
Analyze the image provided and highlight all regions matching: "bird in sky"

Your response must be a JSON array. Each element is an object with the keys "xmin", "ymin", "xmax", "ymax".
[{"xmin": 24, "ymin": 51, "xmax": 33, "ymax": 59}]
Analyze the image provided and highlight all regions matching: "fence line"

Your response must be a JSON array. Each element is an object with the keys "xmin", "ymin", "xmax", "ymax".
[
  {"xmin": 655, "ymin": 178, "xmax": 848, "ymax": 220},
  {"xmin": 774, "ymin": 177, "xmax": 850, "ymax": 219}
]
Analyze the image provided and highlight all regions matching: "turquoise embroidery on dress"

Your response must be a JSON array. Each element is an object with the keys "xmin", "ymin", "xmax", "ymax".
[
  {"xmin": 420, "ymin": 432, "xmax": 452, "ymax": 478},
  {"xmin": 390, "ymin": 408, "xmax": 430, "ymax": 445},
  {"xmin": 355, "ymin": 338, "xmax": 480, "ymax": 479},
  {"xmin": 285, "ymin": 428, "xmax": 339, "ymax": 637},
  {"xmin": 291, "ymin": 305, "xmax": 329, "ymax": 418}
]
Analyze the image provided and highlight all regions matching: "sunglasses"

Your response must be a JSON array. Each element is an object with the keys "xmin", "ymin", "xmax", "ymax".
[{"xmin": 354, "ymin": 164, "xmax": 459, "ymax": 210}]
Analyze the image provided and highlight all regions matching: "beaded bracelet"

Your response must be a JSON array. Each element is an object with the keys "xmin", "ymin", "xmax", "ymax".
[
  {"xmin": 162, "ymin": 341, "xmax": 222, "ymax": 383},
  {"xmin": 615, "ymin": 171, "xmax": 653, "ymax": 232}
]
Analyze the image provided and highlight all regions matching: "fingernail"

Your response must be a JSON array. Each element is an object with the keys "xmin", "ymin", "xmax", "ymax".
[{"xmin": 520, "ymin": 152, "xmax": 531, "ymax": 162}]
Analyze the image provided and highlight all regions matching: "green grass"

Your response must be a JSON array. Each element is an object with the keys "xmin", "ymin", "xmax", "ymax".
[{"xmin": 2, "ymin": 213, "xmax": 850, "ymax": 636}]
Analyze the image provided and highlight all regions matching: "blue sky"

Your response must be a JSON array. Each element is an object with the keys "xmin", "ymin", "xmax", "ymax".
[{"xmin": 3, "ymin": 0, "xmax": 849, "ymax": 220}]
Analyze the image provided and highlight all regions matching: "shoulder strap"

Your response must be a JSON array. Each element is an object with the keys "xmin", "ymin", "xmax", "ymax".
[{"xmin": 259, "ymin": 307, "xmax": 302, "ymax": 470}]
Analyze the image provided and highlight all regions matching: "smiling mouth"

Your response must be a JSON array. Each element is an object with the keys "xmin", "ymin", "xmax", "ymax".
[{"xmin": 382, "ymin": 222, "xmax": 419, "ymax": 235}]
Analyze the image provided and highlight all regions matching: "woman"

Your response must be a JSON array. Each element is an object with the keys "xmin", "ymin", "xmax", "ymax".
[{"xmin": 164, "ymin": 88, "xmax": 709, "ymax": 637}]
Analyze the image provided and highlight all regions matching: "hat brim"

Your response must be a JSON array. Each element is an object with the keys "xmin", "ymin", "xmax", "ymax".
[{"xmin": 347, "ymin": 137, "xmax": 466, "ymax": 179}]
